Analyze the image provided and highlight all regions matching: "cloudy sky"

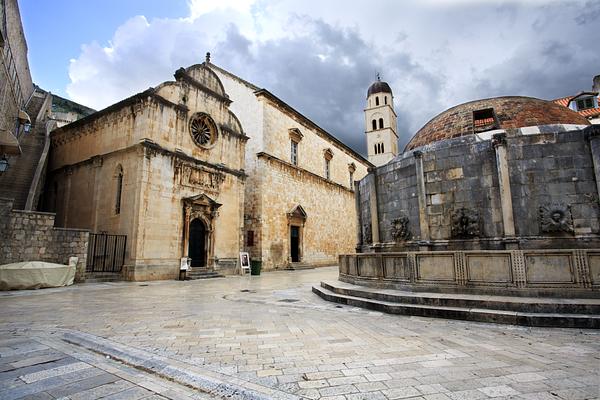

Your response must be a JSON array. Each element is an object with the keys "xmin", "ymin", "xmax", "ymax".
[{"xmin": 21, "ymin": 0, "xmax": 600, "ymax": 155}]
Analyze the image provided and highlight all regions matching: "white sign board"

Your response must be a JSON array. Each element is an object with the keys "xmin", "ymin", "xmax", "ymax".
[
  {"xmin": 239, "ymin": 252, "xmax": 250, "ymax": 272},
  {"xmin": 180, "ymin": 257, "xmax": 190, "ymax": 271}
]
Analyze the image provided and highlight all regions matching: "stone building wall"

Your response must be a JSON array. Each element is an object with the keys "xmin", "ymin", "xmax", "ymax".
[
  {"xmin": 259, "ymin": 94, "xmax": 369, "ymax": 189},
  {"xmin": 0, "ymin": 0, "xmax": 34, "ymax": 145},
  {"xmin": 374, "ymin": 157, "xmax": 421, "ymax": 242},
  {"xmin": 508, "ymin": 130, "xmax": 599, "ymax": 239},
  {"xmin": 358, "ymin": 125, "xmax": 600, "ymax": 252},
  {"xmin": 0, "ymin": 197, "xmax": 89, "ymax": 281},
  {"xmin": 255, "ymin": 154, "xmax": 359, "ymax": 269}
]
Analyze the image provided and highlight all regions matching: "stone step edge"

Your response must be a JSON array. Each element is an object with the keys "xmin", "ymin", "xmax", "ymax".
[
  {"xmin": 62, "ymin": 330, "xmax": 300, "ymax": 400},
  {"xmin": 321, "ymin": 281, "xmax": 600, "ymax": 313},
  {"xmin": 312, "ymin": 285, "xmax": 600, "ymax": 328}
]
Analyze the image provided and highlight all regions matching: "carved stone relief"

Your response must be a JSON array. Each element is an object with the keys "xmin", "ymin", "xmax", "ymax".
[
  {"xmin": 175, "ymin": 162, "xmax": 224, "ymax": 192},
  {"xmin": 451, "ymin": 208, "xmax": 480, "ymax": 238},
  {"xmin": 539, "ymin": 203, "xmax": 574, "ymax": 234},
  {"xmin": 391, "ymin": 216, "xmax": 411, "ymax": 241}
]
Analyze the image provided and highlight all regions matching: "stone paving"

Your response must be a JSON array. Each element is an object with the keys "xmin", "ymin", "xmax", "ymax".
[
  {"xmin": 1, "ymin": 267, "xmax": 599, "ymax": 400},
  {"xmin": 0, "ymin": 336, "xmax": 215, "ymax": 399}
]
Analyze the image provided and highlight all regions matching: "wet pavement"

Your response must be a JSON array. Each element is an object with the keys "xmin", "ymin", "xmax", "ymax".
[{"xmin": 1, "ymin": 267, "xmax": 598, "ymax": 399}]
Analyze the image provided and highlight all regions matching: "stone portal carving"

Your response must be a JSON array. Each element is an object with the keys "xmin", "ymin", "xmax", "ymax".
[
  {"xmin": 391, "ymin": 216, "xmax": 411, "ymax": 241},
  {"xmin": 287, "ymin": 205, "xmax": 307, "ymax": 264},
  {"xmin": 182, "ymin": 194, "xmax": 222, "ymax": 269},
  {"xmin": 451, "ymin": 208, "xmax": 480, "ymax": 238},
  {"xmin": 539, "ymin": 203, "xmax": 574, "ymax": 234}
]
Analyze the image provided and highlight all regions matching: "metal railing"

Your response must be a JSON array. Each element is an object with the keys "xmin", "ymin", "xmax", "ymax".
[{"xmin": 86, "ymin": 233, "xmax": 127, "ymax": 273}]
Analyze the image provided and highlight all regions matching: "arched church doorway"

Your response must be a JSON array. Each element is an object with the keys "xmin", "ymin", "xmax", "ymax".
[{"xmin": 188, "ymin": 218, "xmax": 206, "ymax": 268}]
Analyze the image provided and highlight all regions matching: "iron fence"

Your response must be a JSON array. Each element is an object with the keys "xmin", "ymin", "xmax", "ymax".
[{"xmin": 86, "ymin": 233, "xmax": 127, "ymax": 273}]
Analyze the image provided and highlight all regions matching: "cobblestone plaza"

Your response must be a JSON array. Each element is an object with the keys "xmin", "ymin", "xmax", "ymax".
[{"xmin": 1, "ymin": 268, "xmax": 598, "ymax": 400}]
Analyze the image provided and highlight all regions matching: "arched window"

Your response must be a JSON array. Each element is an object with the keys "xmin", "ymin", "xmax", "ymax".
[
  {"xmin": 374, "ymin": 144, "xmax": 377, "ymax": 154},
  {"xmin": 323, "ymin": 149, "xmax": 333, "ymax": 180},
  {"xmin": 384, "ymin": 96, "xmax": 387, "ymax": 105},
  {"xmin": 372, "ymin": 119, "xmax": 377, "ymax": 130},
  {"xmin": 375, "ymin": 97, "xmax": 379, "ymax": 106},
  {"xmin": 379, "ymin": 118, "xmax": 384, "ymax": 129},
  {"xmin": 381, "ymin": 143, "xmax": 385, "ymax": 153},
  {"xmin": 115, "ymin": 165, "xmax": 123, "ymax": 215}
]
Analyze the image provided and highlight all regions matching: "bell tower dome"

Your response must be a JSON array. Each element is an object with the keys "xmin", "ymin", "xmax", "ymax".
[{"xmin": 365, "ymin": 74, "xmax": 398, "ymax": 166}]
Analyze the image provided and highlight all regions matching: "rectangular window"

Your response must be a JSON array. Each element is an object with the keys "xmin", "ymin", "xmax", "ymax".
[
  {"xmin": 291, "ymin": 140, "xmax": 298, "ymax": 165},
  {"xmin": 349, "ymin": 171, "xmax": 354, "ymax": 188},
  {"xmin": 325, "ymin": 159, "xmax": 331, "ymax": 180},
  {"xmin": 246, "ymin": 230, "xmax": 254, "ymax": 247},
  {"xmin": 577, "ymin": 98, "xmax": 595, "ymax": 110}
]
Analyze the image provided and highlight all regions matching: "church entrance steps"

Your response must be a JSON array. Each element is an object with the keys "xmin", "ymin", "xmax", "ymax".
[
  {"xmin": 313, "ymin": 280, "xmax": 600, "ymax": 329},
  {"xmin": 185, "ymin": 268, "xmax": 224, "ymax": 280},
  {"xmin": 84, "ymin": 272, "xmax": 123, "ymax": 283},
  {"xmin": 283, "ymin": 263, "xmax": 315, "ymax": 271}
]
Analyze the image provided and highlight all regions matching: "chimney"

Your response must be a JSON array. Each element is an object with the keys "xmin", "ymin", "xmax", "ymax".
[{"xmin": 593, "ymin": 75, "xmax": 600, "ymax": 92}]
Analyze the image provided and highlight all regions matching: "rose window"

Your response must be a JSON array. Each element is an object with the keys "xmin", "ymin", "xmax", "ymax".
[{"xmin": 189, "ymin": 114, "xmax": 217, "ymax": 147}]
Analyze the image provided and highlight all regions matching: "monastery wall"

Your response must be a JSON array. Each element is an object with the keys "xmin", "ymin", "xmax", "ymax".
[
  {"xmin": 260, "ymin": 96, "xmax": 369, "ymax": 188},
  {"xmin": 255, "ymin": 154, "xmax": 358, "ymax": 270}
]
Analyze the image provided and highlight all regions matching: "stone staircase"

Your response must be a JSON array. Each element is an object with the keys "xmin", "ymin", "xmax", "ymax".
[
  {"xmin": 313, "ymin": 280, "xmax": 600, "ymax": 328},
  {"xmin": 283, "ymin": 262, "xmax": 315, "ymax": 271},
  {"xmin": 185, "ymin": 267, "xmax": 224, "ymax": 280},
  {"xmin": 1, "ymin": 90, "xmax": 48, "ymax": 210}
]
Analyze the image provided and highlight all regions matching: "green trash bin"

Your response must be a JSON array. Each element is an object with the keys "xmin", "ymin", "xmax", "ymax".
[{"xmin": 251, "ymin": 260, "xmax": 262, "ymax": 275}]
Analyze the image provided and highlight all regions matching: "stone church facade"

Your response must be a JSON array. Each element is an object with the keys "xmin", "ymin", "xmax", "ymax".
[
  {"xmin": 208, "ymin": 59, "xmax": 371, "ymax": 271},
  {"xmin": 46, "ymin": 65, "xmax": 247, "ymax": 280}
]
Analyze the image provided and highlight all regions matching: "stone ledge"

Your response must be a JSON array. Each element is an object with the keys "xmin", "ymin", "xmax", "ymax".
[
  {"xmin": 340, "ymin": 249, "xmax": 600, "ymax": 298},
  {"xmin": 62, "ymin": 330, "xmax": 300, "ymax": 400}
]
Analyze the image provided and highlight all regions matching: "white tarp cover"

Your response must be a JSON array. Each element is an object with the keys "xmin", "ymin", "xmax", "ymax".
[{"xmin": 0, "ymin": 261, "xmax": 75, "ymax": 290}]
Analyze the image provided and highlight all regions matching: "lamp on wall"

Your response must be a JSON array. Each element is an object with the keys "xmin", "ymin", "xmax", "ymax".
[{"xmin": 0, "ymin": 155, "xmax": 9, "ymax": 172}]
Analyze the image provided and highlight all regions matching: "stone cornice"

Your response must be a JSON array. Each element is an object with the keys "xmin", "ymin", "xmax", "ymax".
[
  {"xmin": 256, "ymin": 152, "xmax": 353, "ymax": 193},
  {"xmin": 51, "ymin": 140, "xmax": 246, "ymax": 180},
  {"xmin": 141, "ymin": 139, "xmax": 246, "ymax": 178},
  {"xmin": 174, "ymin": 68, "xmax": 232, "ymax": 106},
  {"xmin": 219, "ymin": 123, "xmax": 249, "ymax": 142}
]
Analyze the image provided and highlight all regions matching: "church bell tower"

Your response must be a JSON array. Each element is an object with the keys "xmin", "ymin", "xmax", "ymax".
[{"xmin": 365, "ymin": 75, "xmax": 398, "ymax": 166}]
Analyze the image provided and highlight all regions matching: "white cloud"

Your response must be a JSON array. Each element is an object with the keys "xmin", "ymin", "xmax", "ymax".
[
  {"xmin": 66, "ymin": 0, "xmax": 600, "ymax": 155},
  {"xmin": 187, "ymin": 0, "xmax": 255, "ymax": 19}
]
